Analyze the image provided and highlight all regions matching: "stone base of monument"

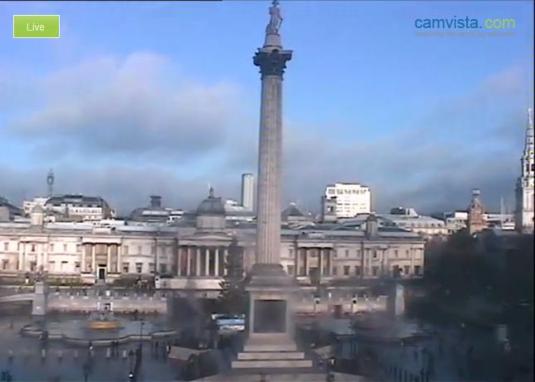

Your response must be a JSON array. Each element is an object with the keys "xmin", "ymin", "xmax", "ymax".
[
  {"xmin": 232, "ymin": 333, "xmax": 312, "ymax": 369},
  {"xmin": 200, "ymin": 372, "xmax": 370, "ymax": 381},
  {"xmin": 229, "ymin": 264, "xmax": 314, "ymax": 370}
]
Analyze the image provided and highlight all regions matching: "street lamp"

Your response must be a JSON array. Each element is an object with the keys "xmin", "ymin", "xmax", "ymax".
[
  {"xmin": 128, "ymin": 349, "xmax": 134, "ymax": 374},
  {"xmin": 139, "ymin": 320, "xmax": 145, "ymax": 350}
]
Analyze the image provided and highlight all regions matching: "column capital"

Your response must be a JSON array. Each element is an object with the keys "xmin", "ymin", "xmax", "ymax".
[{"xmin": 254, "ymin": 48, "xmax": 292, "ymax": 78}]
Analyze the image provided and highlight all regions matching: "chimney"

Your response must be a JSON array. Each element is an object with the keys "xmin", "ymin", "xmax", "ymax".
[{"xmin": 150, "ymin": 195, "xmax": 162, "ymax": 209}]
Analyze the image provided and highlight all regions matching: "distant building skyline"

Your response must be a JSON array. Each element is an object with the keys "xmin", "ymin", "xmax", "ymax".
[{"xmin": 0, "ymin": 1, "xmax": 533, "ymax": 215}]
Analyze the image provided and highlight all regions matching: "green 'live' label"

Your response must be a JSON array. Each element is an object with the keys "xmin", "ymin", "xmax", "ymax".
[{"xmin": 13, "ymin": 15, "xmax": 60, "ymax": 38}]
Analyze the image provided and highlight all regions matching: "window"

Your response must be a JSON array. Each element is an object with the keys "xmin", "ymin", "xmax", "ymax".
[
  {"xmin": 404, "ymin": 265, "xmax": 410, "ymax": 275},
  {"xmin": 75, "ymin": 261, "xmax": 80, "ymax": 270},
  {"xmin": 372, "ymin": 266, "xmax": 378, "ymax": 276},
  {"xmin": 63, "ymin": 244, "xmax": 68, "ymax": 252},
  {"xmin": 288, "ymin": 248, "xmax": 294, "ymax": 256},
  {"xmin": 394, "ymin": 249, "xmax": 398, "ymax": 256},
  {"xmin": 406, "ymin": 249, "xmax": 410, "ymax": 255},
  {"xmin": 343, "ymin": 266, "xmax": 350, "ymax": 276},
  {"xmin": 31, "ymin": 244, "xmax": 36, "ymax": 252},
  {"xmin": 287, "ymin": 265, "xmax": 294, "ymax": 275},
  {"xmin": 354, "ymin": 266, "xmax": 361, "ymax": 276},
  {"xmin": 414, "ymin": 265, "xmax": 421, "ymax": 275},
  {"xmin": 123, "ymin": 263, "xmax": 129, "ymax": 273},
  {"xmin": 1, "ymin": 259, "xmax": 8, "ymax": 270},
  {"xmin": 136, "ymin": 262, "xmax": 143, "ymax": 273},
  {"xmin": 160, "ymin": 264, "xmax": 167, "ymax": 274},
  {"xmin": 76, "ymin": 244, "xmax": 81, "ymax": 252},
  {"xmin": 373, "ymin": 250, "xmax": 378, "ymax": 259},
  {"xmin": 149, "ymin": 262, "xmax": 155, "ymax": 273},
  {"xmin": 332, "ymin": 266, "xmax": 338, "ymax": 276},
  {"xmin": 345, "ymin": 249, "xmax": 349, "ymax": 257},
  {"xmin": 4, "ymin": 242, "xmax": 8, "ymax": 251}
]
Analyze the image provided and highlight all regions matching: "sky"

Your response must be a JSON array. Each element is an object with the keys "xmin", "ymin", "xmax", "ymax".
[{"xmin": 0, "ymin": 0, "xmax": 533, "ymax": 216}]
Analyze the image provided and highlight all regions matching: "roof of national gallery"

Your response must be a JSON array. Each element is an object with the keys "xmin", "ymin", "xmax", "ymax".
[
  {"xmin": 0, "ymin": 216, "xmax": 421, "ymax": 241},
  {"xmin": 45, "ymin": 194, "xmax": 111, "ymax": 209}
]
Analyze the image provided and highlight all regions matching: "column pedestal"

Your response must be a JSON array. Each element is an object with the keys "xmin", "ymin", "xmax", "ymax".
[{"xmin": 232, "ymin": 264, "xmax": 312, "ymax": 369}]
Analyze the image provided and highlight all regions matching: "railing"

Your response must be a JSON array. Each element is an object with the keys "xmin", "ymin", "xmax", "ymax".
[{"xmin": 19, "ymin": 324, "xmax": 176, "ymax": 347}]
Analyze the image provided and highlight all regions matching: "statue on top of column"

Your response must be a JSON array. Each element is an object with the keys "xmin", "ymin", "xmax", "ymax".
[{"xmin": 266, "ymin": 0, "xmax": 283, "ymax": 35}]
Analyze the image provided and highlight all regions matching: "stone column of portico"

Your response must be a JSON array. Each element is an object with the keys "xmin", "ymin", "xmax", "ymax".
[
  {"xmin": 91, "ymin": 244, "xmax": 96, "ymax": 273},
  {"xmin": 223, "ymin": 248, "xmax": 228, "ymax": 276},
  {"xmin": 215, "ymin": 248, "xmax": 220, "ymax": 277},
  {"xmin": 205, "ymin": 248, "xmax": 210, "ymax": 276},
  {"xmin": 176, "ymin": 247, "xmax": 185, "ymax": 276},
  {"xmin": 196, "ymin": 247, "xmax": 201, "ymax": 277},
  {"xmin": 186, "ymin": 247, "xmax": 191, "ymax": 276},
  {"xmin": 318, "ymin": 248, "xmax": 323, "ymax": 277},
  {"xmin": 81, "ymin": 245, "xmax": 86, "ymax": 273},
  {"xmin": 117, "ymin": 243, "xmax": 122, "ymax": 274},
  {"xmin": 106, "ymin": 245, "xmax": 111, "ymax": 272},
  {"xmin": 305, "ymin": 248, "xmax": 310, "ymax": 276}
]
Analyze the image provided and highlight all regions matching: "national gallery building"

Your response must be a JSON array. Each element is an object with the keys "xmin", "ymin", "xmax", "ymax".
[{"xmin": 0, "ymin": 190, "xmax": 425, "ymax": 292}]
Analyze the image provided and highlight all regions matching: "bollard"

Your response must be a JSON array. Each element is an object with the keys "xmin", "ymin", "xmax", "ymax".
[
  {"xmin": 58, "ymin": 350, "xmax": 63, "ymax": 361},
  {"xmin": 122, "ymin": 350, "xmax": 128, "ymax": 360},
  {"xmin": 41, "ymin": 349, "xmax": 46, "ymax": 359},
  {"xmin": 106, "ymin": 348, "xmax": 111, "ymax": 359}
]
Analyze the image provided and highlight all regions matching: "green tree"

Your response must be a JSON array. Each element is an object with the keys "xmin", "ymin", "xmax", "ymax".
[{"xmin": 218, "ymin": 237, "xmax": 247, "ymax": 314}]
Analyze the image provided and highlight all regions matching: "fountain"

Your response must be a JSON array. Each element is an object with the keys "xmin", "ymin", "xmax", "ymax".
[{"xmin": 87, "ymin": 309, "xmax": 122, "ymax": 330}]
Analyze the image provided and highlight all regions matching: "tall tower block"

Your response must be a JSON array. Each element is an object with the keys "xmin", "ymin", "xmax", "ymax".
[{"xmin": 241, "ymin": 173, "xmax": 255, "ymax": 211}]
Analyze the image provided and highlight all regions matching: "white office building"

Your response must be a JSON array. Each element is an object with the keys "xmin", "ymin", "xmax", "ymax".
[
  {"xmin": 323, "ymin": 183, "xmax": 371, "ymax": 218},
  {"xmin": 240, "ymin": 173, "xmax": 255, "ymax": 211}
]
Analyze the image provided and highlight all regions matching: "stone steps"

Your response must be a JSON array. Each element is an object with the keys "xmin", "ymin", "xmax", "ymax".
[
  {"xmin": 244, "ymin": 343, "xmax": 297, "ymax": 352},
  {"xmin": 237, "ymin": 351, "xmax": 305, "ymax": 360},
  {"xmin": 232, "ymin": 359, "xmax": 313, "ymax": 369}
]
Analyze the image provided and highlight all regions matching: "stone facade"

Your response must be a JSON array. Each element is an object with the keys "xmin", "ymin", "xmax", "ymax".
[{"xmin": 0, "ymin": 218, "xmax": 424, "ymax": 289}]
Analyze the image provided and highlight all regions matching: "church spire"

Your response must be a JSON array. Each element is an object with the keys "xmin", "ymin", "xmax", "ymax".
[
  {"xmin": 515, "ymin": 107, "xmax": 535, "ymax": 233},
  {"xmin": 524, "ymin": 107, "xmax": 534, "ymax": 153}
]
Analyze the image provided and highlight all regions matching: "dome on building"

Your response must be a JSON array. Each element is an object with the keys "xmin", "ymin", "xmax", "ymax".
[{"xmin": 197, "ymin": 187, "xmax": 226, "ymax": 216}]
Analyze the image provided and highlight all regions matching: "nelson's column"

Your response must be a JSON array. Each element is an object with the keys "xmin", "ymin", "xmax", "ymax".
[{"xmin": 232, "ymin": 0, "xmax": 313, "ymax": 369}]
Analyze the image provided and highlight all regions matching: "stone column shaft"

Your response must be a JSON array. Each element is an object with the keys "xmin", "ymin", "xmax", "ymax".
[
  {"xmin": 256, "ymin": 74, "xmax": 283, "ymax": 265},
  {"xmin": 186, "ymin": 247, "xmax": 191, "ymax": 276},
  {"xmin": 196, "ymin": 247, "xmax": 201, "ymax": 276},
  {"xmin": 91, "ymin": 245, "xmax": 96, "ymax": 273},
  {"xmin": 106, "ymin": 245, "xmax": 111, "ymax": 271},
  {"xmin": 117, "ymin": 244, "xmax": 122, "ymax": 274},
  {"xmin": 215, "ymin": 248, "xmax": 220, "ymax": 277},
  {"xmin": 205, "ymin": 248, "xmax": 210, "ymax": 276}
]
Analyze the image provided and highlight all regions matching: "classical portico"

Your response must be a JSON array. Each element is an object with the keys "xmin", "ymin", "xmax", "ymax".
[
  {"xmin": 177, "ymin": 245, "xmax": 228, "ymax": 277},
  {"xmin": 295, "ymin": 246, "xmax": 333, "ymax": 277},
  {"xmin": 81, "ymin": 238, "xmax": 122, "ymax": 282}
]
